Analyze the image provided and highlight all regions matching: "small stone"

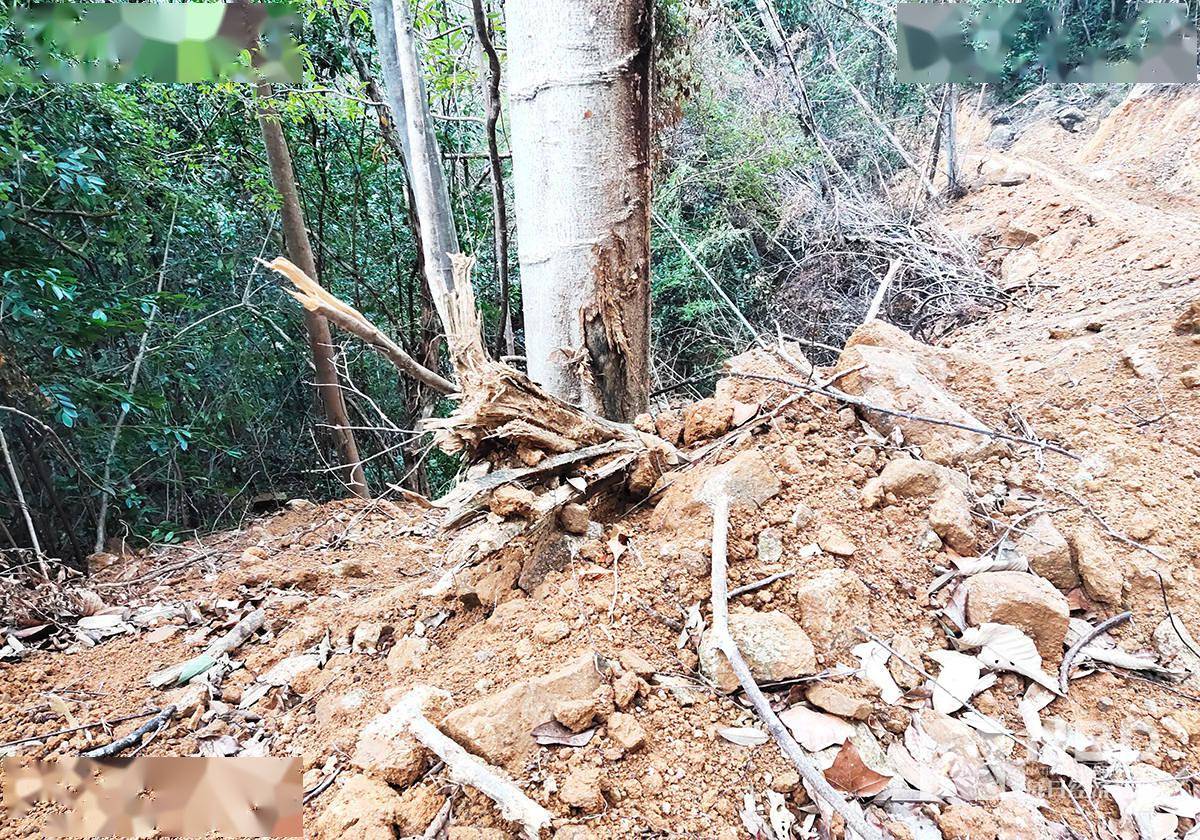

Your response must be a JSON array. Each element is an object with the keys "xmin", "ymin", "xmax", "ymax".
[
  {"xmin": 395, "ymin": 784, "xmax": 444, "ymax": 836},
  {"xmin": 618, "ymin": 648, "xmax": 655, "ymax": 677},
  {"xmin": 1068, "ymin": 526, "xmax": 1124, "ymax": 605},
  {"xmin": 554, "ymin": 696, "xmax": 600, "ymax": 733},
  {"xmin": 886, "ymin": 634, "xmax": 923, "ymax": 691},
  {"xmin": 928, "ymin": 485, "xmax": 977, "ymax": 554},
  {"xmin": 559, "ymin": 767, "xmax": 605, "ymax": 812},
  {"xmin": 606, "ymin": 711, "xmax": 646, "ymax": 751},
  {"xmin": 489, "ymin": 485, "xmax": 537, "ymax": 519},
  {"xmin": 613, "ymin": 672, "xmax": 642, "ymax": 710},
  {"xmin": 532, "ymin": 620, "xmax": 571, "ymax": 645},
  {"xmin": 1162, "ymin": 716, "xmax": 1189, "ymax": 745},
  {"xmin": 1174, "ymin": 299, "xmax": 1200, "ymax": 334},
  {"xmin": 633, "ymin": 412, "xmax": 656, "ymax": 434},
  {"xmin": 682, "ymin": 398, "xmax": 733, "ymax": 445},
  {"xmin": 794, "ymin": 569, "xmax": 870, "ymax": 659},
  {"xmin": 553, "ymin": 827, "xmax": 597, "ymax": 840},
  {"xmin": 817, "ymin": 523, "xmax": 856, "ymax": 556},
  {"xmin": 387, "ymin": 636, "xmax": 430, "ymax": 675},
  {"xmin": 559, "ymin": 503, "xmax": 589, "ymax": 535},
  {"xmin": 1015, "ymin": 515, "xmax": 1077, "ymax": 591},
  {"xmin": 1180, "ymin": 366, "xmax": 1200, "ymax": 389},
  {"xmin": 757, "ymin": 528, "xmax": 783, "ymax": 564},
  {"xmin": 654, "ymin": 410, "xmax": 684, "ymax": 445},
  {"xmin": 351, "ymin": 622, "xmax": 385, "ymax": 654},
  {"xmin": 965, "ymin": 571, "xmax": 1069, "ymax": 660},
  {"xmin": 351, "ymin": 715, "xmax": 430, "ymax": 787},
  {"xmin": 699, "ymin": 609, "xmax": 817, "ymax": 693},
  {"xmin": 313, "ymin": 774, "xmax": 401, "ymax": 840},
  {"xmin": 805, "ymin": 683, "xmax": 872, "ymax": 720}
]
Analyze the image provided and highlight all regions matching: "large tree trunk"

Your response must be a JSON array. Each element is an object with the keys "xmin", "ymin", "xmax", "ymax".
[
  {"xmin": 256, "ymin": 83, "xmax": 369, "ymax": 499},
  {"xmin": 505, "ymin": 0, "xmax": 653, "ymax": 422}
]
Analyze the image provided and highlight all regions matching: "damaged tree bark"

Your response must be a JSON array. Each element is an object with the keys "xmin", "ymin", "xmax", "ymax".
[{"xmin": 505, "ymin": 0, "xmax": 653, "ymax": 421}]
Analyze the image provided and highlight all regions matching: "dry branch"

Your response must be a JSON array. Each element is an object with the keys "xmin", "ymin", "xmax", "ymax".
[
  {"xmin": 392, "ymin": 686, "xmax": 552, "ymax": 839},
  {"xmin": 701, "ymin": 475, "xmax": 883, "ymax": 840},
  {"xmin": 148, "ymin": 608, "xmax": 265, "ymax": 688},
  {"xmin": 265, "ymin": 258, "xmax": 456, "ymax": 395},
  {"xmin": 82, "ymin": 705, "xmax": 176, "ymax": 758}
]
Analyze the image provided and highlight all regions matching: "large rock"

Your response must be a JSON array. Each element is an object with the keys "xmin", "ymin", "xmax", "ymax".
[
  {"xmin": 861, "ymin": 456, "xmax": 977, "ymax": 552},
  {"xmin": 1067, "ymin": 526, "xmax": 1124, "ymax": 605},
  {"xmin": 650, "ymin": 450, "xmax": 782, "ymax": 561},
  {"xmin": 441, "ymin": 653, "xmax": 603, "ymax": 771},
  {"xmin": 794, "ymin": 569, "xmax": 870, "ymax": 660},
  {"xmin": 964, "ymin": 572, "xmax": 1069, "ymax": 660},
  {"xmin": 716, "ymin": 342, "xmax": 814, "ymax": 405},
  {"xmin": 682, "ymin": 397, "xmax": 733, "ymax": 444},
  {"xmin": 699, "ymin": 609, "xmax": 817, "ymax": 693},
  {"xmin": 835, "ymin": 321, "xmax": 1002, "ymax": 464},
  {"xmin": 1015, "ymin": 515, "xmax": 1077, "ymax": 591},
  {"xmin": 313, "ymin": 773, "xmax": 402, "ymax": 840}
]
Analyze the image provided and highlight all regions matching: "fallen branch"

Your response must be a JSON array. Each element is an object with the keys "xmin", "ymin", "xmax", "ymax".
[
  {"xmin": 729, "ymin": 570, "xmax": 797, "ymax": 598},
  {"xmin": 148, "ymin": 608, "xmax": 265, "ymax": 688},
  {"xmin": 82, "ymin": 705, "xmax": 176, "ymax": 758},
  {"xmin": 701, "ymin": 477, "xmax": 882, "ymax": 840},
  {"xmin": 733, "ymin": 371, "xmax": 1080, "ymax": 460},
  {"xmin": 0, "ymin": 709, "xmax": 161, "ymax": 750},
  {"xmin": 1059, "ymin": 612, "xmax": 1132, "ymax": 694},
  {"xmin": 391, "ymin": 686, "xmax": 551, "ymax": 839}
]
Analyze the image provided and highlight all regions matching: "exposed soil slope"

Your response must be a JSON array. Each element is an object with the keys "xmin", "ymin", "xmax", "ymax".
[{"xmin": 1, "ymin": 87, "xmax": 1198, "ymax": 840}]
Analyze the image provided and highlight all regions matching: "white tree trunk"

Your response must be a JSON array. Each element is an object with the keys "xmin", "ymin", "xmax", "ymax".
[
  {"xmin": 370, "ymin": 0, "xmax": 460, "ymax": 322},
  {"xmin": 505, "ymin": 0, "xmax": 653, "ymax": 421}
]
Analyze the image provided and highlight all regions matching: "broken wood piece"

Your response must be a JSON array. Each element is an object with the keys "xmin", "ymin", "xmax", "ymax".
[
  {"xmin": 390, "ymin": 685, "xmax": 552, "ymax": 839},
  {"xmin": 700, "ymin": 475, "xmax": 883, "ymax": 840},
  {"xmin": 82, "ymin": 705, "xmax": 176, "ymax": 758},
  {"xmin": 729, "ymin": 570, "xmax": 797, "ymax": 598},
  {"xmin": 148, "ymin": 608, "xmax": 265, "ymax": 688}
]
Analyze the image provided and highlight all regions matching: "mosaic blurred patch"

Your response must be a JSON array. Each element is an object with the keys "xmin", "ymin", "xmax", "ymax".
[
  {"xmin": 3, "ymin": 756, "xmax": 303, "ymax": 836},
  {"xmin": 14, "ymin": 2, "xmax": 302, "ymax": 82},
  {"xmin": 897, "ymin": 2, "xmax": 1197, "ymax": 84}
]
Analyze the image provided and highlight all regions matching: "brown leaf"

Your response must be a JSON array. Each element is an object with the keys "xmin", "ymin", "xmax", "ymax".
[
  {"xmin": 531, "ymin": 720, "xmax": 595, "ymax": 747},
  {"xmin": 824, "ymin": 741, "xmax": 892, "ymax": 797}
]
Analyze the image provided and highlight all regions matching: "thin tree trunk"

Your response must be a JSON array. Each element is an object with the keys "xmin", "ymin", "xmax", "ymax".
[
  {"xmin": 469, "ymin": 0, "xmax": 514, "ymax": 358},
  {"xmin": 256, "ymin": 82, "xmax": 369, "ymax": 499},
  {"xmin": 506, "ymin": 0, "xmax": 653, "ymax": 421},
  {"xmin": 944, "ymin": 83, "xmax": 961, "ymax": 197},
  {"xmin": 94, "ymin": 204, "xmax": 177, "ymax": 553},
  {"xmin": 370, "ymin": 0, "xmax": 461, "ymax": 321},
  {"xmin": 0, "ymin": 424, "xmax": 43, "ymax": 572}
]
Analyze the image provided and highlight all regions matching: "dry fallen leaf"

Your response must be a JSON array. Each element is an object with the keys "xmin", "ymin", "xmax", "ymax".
[
  {"xmin": 958, "ymin": 622, "xmax": 1061, "ymax": 694},
  {"xmin": 778, "ymin": 704, "xmax": 854, "ymax": 752},
  {"xmin": 531, "ymin": 720, "xmax": 596, "ymax": 747},
  {"xmin": 718, "ymin": 726, "xmax": 770, "ymax": 747},
  {"xmin": 852, "ymin": 641, "xmax": 903, "ymax": 704},
  {"xmin": 824, "ymin": 741, "xmax": 892, "ymax": 797},
  {"xmin": 926, "ymin": 649, "xmax": 982, "ymax": 714}
]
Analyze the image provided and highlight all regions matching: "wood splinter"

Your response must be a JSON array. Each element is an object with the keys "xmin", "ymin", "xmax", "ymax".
[{"xmin": 701, "ymin": 475, "xmax": 884, "ymax": 840}]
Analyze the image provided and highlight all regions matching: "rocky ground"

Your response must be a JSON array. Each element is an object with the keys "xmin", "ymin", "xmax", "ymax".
[{"xmin": 2, "ymin": 87, "xmax": 1199, "ymax": 840}]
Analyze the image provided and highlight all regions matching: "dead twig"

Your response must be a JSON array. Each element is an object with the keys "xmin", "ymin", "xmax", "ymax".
[
  {"xmin": 1059, "ymin": 490, "xmax": 1169, "ymax": 563},
  {"xmin": 734, "ymin": 371, "xmax": 1080, "ymax": 460},
  {"xmin": 729, "ymin": 570, "xmax": 797, "ymax": 598},
  {"xmin": 303, "ymin": 766, "xmax": 342, "ymax": 805},
  {"xmin": 82, "ymin": 705, "xmax": 176, "ymax": 758},
  {"xmin": 1059, "ymin": 612, "xmax": 1132, "ymax": 694},
  {"xmin": 702, "ymin": 477, "xmax": 882, "ymax": 840},
  {"xmin": 0, "ymin": 709, "xmax": 161, "ymax": 750}
]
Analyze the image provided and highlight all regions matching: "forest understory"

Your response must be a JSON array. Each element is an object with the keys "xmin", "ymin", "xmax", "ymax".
[{"xmin": 2, "ymin": 86, "xmax": 1200, "ymax": 840}]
